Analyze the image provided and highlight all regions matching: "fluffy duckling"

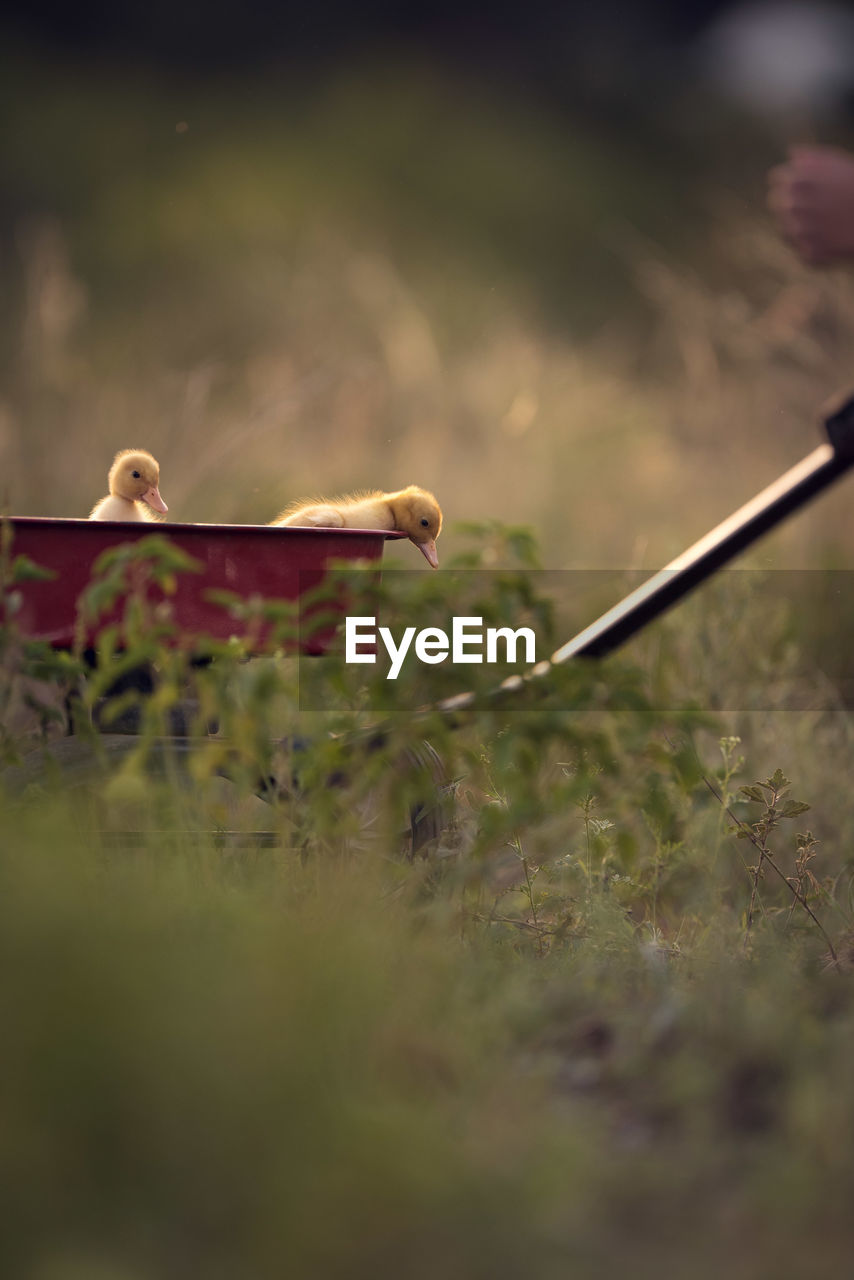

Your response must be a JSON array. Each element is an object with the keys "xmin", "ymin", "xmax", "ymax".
[
  {"xmin": 272, "ymin": 485, "xmax": 442, "ymax": 567},
  {"xmin": 89, "ymin": 449, "xmax": 168, "ymax": 522}
]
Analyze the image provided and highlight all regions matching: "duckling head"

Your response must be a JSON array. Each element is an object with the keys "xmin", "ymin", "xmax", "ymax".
[
  {"xmin": 390, "ymin": 485, "xmax": 442, "ymax": 568},
  {"xmin": 109, "ymin": 449, "xmax": 168, "ymax": 514}
]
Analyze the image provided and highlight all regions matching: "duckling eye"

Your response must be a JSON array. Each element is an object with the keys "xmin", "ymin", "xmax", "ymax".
[
  {"xmin": 420, "ymin": 517, "xmax": 429, "ymax": 528},
  {"xmin": 132, "ymin": 470, "xmax": 141, "ymax": 479}
]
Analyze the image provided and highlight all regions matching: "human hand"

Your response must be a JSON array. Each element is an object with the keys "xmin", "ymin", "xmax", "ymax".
[{"xmin": 767, "ymin": 145, "xmax": 854, "ymax": 265}]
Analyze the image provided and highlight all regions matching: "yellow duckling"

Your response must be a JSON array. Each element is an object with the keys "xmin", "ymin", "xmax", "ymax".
[
  {"xmin": 89, "ymin": 449, "xmax": 168, "ymax": 522},
  {"xmin": 272, "ymin": 485, "xmax": 442, "ymax": 567}
]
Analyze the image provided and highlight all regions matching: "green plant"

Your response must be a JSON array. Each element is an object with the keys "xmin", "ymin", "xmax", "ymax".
[
  {"xmin": 0, "ymin": 523, "xmax": 82, "ymax": 761},
  {"xmin": 705, "ymin": 763, "xmax": 846, "ymax": 966}
]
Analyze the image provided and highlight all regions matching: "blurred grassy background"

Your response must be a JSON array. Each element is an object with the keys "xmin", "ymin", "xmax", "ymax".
[{"xmin": 3, "ymin": 36, "xmax": 854, "ymax": 575}]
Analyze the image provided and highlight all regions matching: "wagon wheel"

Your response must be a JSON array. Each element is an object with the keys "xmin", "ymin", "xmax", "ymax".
[{"xmin": 1, "ymin": 721, "xmax": 454, "ymax": 859}]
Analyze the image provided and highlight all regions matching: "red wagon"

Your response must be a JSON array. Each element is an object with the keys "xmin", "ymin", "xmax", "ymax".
[
  {"xmin": 2, "ymin": 516, "xmax": 446, "ymax": 853},
  {"xmin": 6, "ymin": 517, "xmax": 405, "ymax": 654}
]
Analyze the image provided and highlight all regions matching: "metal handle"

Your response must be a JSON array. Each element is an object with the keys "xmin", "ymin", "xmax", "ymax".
[
  {"xmin": 429, "ymin": 391, "xmax": 854, "ymax": 717},
  {"xmin": 551, "ymin": 391, "xmax": 854, "ymax": 663}
]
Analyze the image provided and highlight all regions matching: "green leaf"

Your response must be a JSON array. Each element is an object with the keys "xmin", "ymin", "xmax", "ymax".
[
  {"xmin": 204, "ymin": 588, "xmax": 243, "ymax": 611},
  {"xmin": 781, "ymin": 801, "xmax": 811, "ymax": 818},
  {"xmin": 135, "ymin": 535, "xmax": 204, "ymax": 575},
  {"xmin": 11, "ymin": 554, "xmax": 56, "ymax": 583}
]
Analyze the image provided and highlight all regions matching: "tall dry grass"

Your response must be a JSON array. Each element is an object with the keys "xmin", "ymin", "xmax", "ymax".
[{"xmin": 3, "ymin": 60, "xmax": 854, "ymax": 573}]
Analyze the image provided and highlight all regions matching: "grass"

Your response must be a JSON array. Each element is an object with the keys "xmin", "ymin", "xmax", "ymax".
[
  {"xmin": 4, "ymin": 43, "xmax": 854, "ymax": 1278},
  {"xmin": 3, "ymin": 46, "xmax": 854, "ymax": 572},
  {"xmin": 4, "ymin": 776, "xmax": 854, "ymax": 1279},
  {"xmin": 4, "ymin": 534, "xmax": 854, "ymax": 1276}
]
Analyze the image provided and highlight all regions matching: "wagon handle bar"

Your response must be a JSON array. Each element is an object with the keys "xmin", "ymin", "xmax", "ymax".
[{"xmin": 428, "ymin": 389, "xmax": 854, "ymax": 719}]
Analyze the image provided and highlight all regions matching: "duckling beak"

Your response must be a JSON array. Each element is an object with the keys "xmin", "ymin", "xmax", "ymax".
[
  {"xmin": 416, "ymin": 537, "xmax": 439, "ymax": 569},
  {"xmin": 143, "ymin": 486, "xmax": 168, "ymax": 514}
]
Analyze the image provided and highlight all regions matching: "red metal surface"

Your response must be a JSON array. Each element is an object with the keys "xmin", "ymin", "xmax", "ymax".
[{"xmin": 6, "ymin": 518, "xmax": 405, "ymax": 653}]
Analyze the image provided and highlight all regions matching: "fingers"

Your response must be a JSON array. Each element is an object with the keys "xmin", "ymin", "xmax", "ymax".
[
  {"xmin": 767, "ymin": 165, "xmax": 801, "ymax": 244},
  {"xmin": 766, "ymin": 155, "xmax": 826, "ymax": 262},
  {"xmin": 768, "ymin": 144, "xmax": 854, "ymax": 264}
]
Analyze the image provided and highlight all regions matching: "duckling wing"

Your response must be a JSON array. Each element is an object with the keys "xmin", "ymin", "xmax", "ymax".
[
  {"xmin": 340, "ymin": 498, "xmax": 394, "ymax": 529},
  {"xmin": 276, "ymin": 504, "xmax": 346, "ymax": 528}
]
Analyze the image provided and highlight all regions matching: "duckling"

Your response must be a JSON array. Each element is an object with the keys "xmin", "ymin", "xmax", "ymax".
[
  {"xmin": 89, "ymin": 449, "xmax": 168, "ymax": 522},
  {"xmin": 272, "ymin": 485, "xmax": 442, "ymax": 567}
]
